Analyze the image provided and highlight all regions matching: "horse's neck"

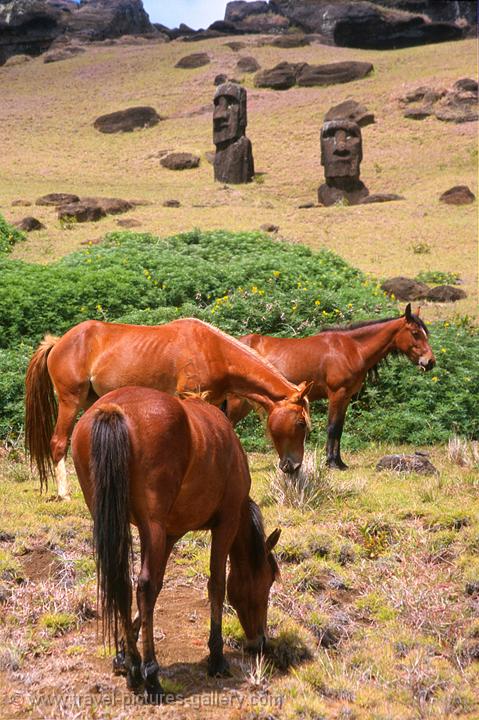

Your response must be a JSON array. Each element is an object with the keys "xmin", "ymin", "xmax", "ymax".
[
  {"xmin": 228, "ymin": 504, "xmax": 262, "ymax": 580},
  {"xmin": 346, "ymin": 318, "xmax": 403, "ymax": 369},
  {"xmin": 223, "ymin": 341, "xmax": 294, "ymax": 408}
]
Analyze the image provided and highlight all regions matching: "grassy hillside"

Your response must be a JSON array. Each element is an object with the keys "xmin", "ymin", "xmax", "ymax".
[{"xmin": 0, "ymin": 36, "xmax": 476, "ymax": 320}]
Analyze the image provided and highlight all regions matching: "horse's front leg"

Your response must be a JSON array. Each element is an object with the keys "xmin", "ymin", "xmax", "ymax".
[
  {"xmin": 326, "ymin": 390, "xmax": 351, "ymax": 470},
  {"xmin": 207, "ymin": 524, "xmax": 235, "ymax": 677}
]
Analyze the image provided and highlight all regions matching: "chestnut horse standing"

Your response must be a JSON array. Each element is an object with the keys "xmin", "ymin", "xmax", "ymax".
[
  {"xmin": 71, "ymin": 387, "xmax": 280, "ymax": 702},
  {"xmin": 25, "ymin": 318, "xmax": 311, "ymax": 498},
  {"xmin": 226, "ymin": 305, "xmax": 435, "ymax": 469}
]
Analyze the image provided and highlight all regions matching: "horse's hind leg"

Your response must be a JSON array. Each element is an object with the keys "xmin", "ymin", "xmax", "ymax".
[
  {"xmin": 50, "ymin": 385, "xmax": 89, "ymax": 499},
  {"xmin": 136, "ymin": 528, "xmax": 177, "ymax": 702},
  {"xmin": 207, "ymin": 522, "xmax": 236, "ymax": 677}
]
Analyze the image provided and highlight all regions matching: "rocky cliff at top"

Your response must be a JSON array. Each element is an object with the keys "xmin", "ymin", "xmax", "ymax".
[
  {"xmin": 0, "ymin": 0, "xmax": 156, "ymax": 65},
  {"xmin": 213, "ymin": 0, "xmax": 473, "ymax": 48}
]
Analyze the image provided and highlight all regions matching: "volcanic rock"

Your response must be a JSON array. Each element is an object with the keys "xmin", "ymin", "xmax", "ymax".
[
  {"xmin": 4, "ymin": 53, "xmax": 31, "ymax": 66},
  {"xmin": 260, "ymin": 223, "xmax": 279, "ymax": 233},
  {"xmin": 43, "ymin": 44, "xmax": 85, "ymax": 62},
  {"xmin": 324, "ymin": 99, "xmax": 375, "ymax": 127},
  {"xmin": 36, "ymin": 192, "xmax": 80, "ymax": 206},
  {"xmin": 93, "ymin": 106, "xmax": 159, "ymax": 133},
  {"xmin": 163, "ymin": 199, "xmax": 181, "ymax": 207},
  {"xmin": 223, "ymin": 41, "xmax": 246, "ymax": 51},
  {"xmin": 254, "ymin": 62, "xmax": 303, "ymax": 90},
  {"xmin": 359, "ymin": 193, "xmax": 404, "ymax": 204},
  {"xmin": 439, "ymin": 186, "xmax": 476, "ymax": 205},
  {"xmin": 214, "ymin": 73, "xmax": 228, "ymax": 85},
  {"xmin": 268, "ymin": 34, "xmax": 309, "ymax": 48},
  {"xmin": 426, "ymin": 285, "xmax": 467, "ymax": 302},
  {"xmin": 175, "ymin": 53, "xmax": 210, "ymax": 69},
  {"xmin": 297, "ymin": 61, "xmax": 373, "ymax": 86},
  {"xmin": 13, "ymin": 216, "xmax": 45, "ymax": 231},
  {"xmin": 160, "ymin": 153, "xmax": 200, "ymax": 170},
  {"xmin": 58, "ymin": 202, "xmax": 106, "ymax": 223},
  {"xmin": 11, "ymin": 199, "xmax": 32, "ymax": 206},
  {"xmin": 376, "ymin": 453, "xmax": 438, "ymax": 475},
  {"xmin": 236, "ymin": 55, "xmax": 260, "ymax": 73},
  {"xmin": 116, "ymin": 218, "xmax": 141, "ymax": 228},
  {"xmin": 81, "ymin": 197, "xmax": 133, "ymax": 214},
  {"xmin": 381, "ymin": 277, "xmax": 429, "ymax": 301},
  {"xmin": 403, "ymin": 107, "xmax": 434, "ymax": 120}
]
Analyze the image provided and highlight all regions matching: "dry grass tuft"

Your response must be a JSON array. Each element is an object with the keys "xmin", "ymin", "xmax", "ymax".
[{"xmin": 448, "ymin": 435, "xmax": 479, "ymax": 468}]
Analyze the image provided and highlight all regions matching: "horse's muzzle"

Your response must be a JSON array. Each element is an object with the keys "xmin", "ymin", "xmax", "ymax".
[
  {"xmin": 419, "ymin": 357, "xmax": 436, "ymax": 371},
  {"xmin": 279, "ymin": 458, "xmax": 301, "ymax": 474}
]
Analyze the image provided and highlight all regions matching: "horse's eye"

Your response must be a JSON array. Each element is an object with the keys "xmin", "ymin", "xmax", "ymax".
[{"xmin": 297, "ymin": 418, "xmax": 306, "ymax": 428}]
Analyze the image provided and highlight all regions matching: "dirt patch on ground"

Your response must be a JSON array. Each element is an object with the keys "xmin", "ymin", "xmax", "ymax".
[{"xmin": 20, "ymin": 547, "xmax": 62, "ymax": 583}]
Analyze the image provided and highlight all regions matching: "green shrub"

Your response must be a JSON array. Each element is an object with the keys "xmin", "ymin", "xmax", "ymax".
[
  {"xmin": 0, "ymin": 230, "xmax": 478, "ymax": 449},
  {"xmin": 0, "ymin": 214, "xmax": 25, "ymax": 255},
  {"xmin": 415, "ymin": 270, "xmax": 460, "ymax": 285}
]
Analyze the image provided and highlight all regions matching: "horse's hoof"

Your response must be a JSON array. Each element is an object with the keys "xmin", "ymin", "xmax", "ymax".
[
  {"xmin": 127, "ymin": 665, "xmax": 142, "ymax": 690},
  {"xmin": 143, "ymin": 684, "xmax": 165, "ymax": 705},
  {"xmin": 207, "ymin": 657, "xmax": 231, "ymax": 677},
  {"xmin": 327, "ymin": 460, "xmax": 348, "ymax": 470},
  {"xmin": 112, "ymin": 651, "xmax": 127, "ymax": 676}
]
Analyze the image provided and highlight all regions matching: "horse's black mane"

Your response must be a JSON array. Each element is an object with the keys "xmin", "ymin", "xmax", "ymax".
[
  {"xmin": 248, "ymin": 498, "xmax": 266, "ymax": 570},
  {"xmin": 320, "ymin": 312, "xmax": 429, "ymax": 336}
]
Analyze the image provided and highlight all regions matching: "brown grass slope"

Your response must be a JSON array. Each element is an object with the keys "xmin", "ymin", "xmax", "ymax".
[{"xmin": 0, "ymin": 36, "xmax": 477, "ymax": 320}]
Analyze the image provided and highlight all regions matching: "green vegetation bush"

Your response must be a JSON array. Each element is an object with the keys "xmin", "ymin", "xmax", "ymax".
[
  {"xmin": 415, "ymin": 270, "xmax": 460, "ymax": 285},
  {"xmin": 0, "ymin": 229, "xmax": 478, "ymax": 449},
  {"xmin": 0, "ymin": 214, "xmax": 25, "ymax": 255}
]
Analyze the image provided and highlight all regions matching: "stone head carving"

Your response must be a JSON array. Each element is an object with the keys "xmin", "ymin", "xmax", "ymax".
[
  {"xmin": 213, "ymin": 82, "xmax": 247, "ymax": 146},
  {"xmin": 320, "ymin": 120, "xmax": 362, "ymax": 179}
]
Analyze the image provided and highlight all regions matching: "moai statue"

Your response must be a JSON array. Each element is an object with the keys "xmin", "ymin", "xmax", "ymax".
[
  {"xmin": 318, "ymin": 119, "xmax": 369, "ymax": 206},
  {"xmin": 213, "ymin": 82, "xmax": 254, "ymax": 184}
]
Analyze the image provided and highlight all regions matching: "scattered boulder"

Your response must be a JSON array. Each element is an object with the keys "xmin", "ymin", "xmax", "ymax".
[
  {"xmin": 160, "ymin": 153, "xmax": 200, "ymax": 170},
  {"xmin": 381, "ymin": 277, "xmax": 429, "ymax": 301},
  {"xmin": 223, "ymin": 41, "xmax": 247, "ymax": 51},
  {"xmin": 426, "ymin": 285, "xmax": 467, "ymax": 303},
  {"xmin": 43, "ymin": 45, "xmax": 85, "ymax": 63},
  {"xmin": 254, "ymin": 62, "xmax": 303, "ymax": 90},
  {"xmin": 36, "ymin": 193, "xmax": 80, "ymax": 206},
  {"xmin": 236, "ymin": 56, "xmax": 260, "ymax": 73},
  {"xmin": 360, "ymin": 193, "xmax": 404, "ymax": 204},
  {"xmin": 376, "ymin": 453, "xmax": 438, "ymax": 476},
  {"xmin": 297, "ymin": 61, "xmax": 373, "ymax": 86},
  {"xmin": 403, "ymin": 107, "xmax": 434, "ymax": 120},
  {"xmin": 324, "ymin": 99, "xmax": 375, "ymax": 127},
  {"xmin": 439, "ymin": 186, "xmax": 475, "ymax": 205},
  {"xmin": 175, "ymin": 53, "xmax": 210, "ymax": 69},
  {"xmin": 255, "ymin": 60, "xmax": 373, "ymax": 90},
  {"xmin": 81, "ymin": 197, "xmax": 133, "ymax": 215},
  {"xmin": 11, "ymin": 199, "xmax": 31, "ymax": 207},
  {"xmin": 93, "ymin": 106, "xmax": 159, "ymax": 134},
  {"xmin": 402, "ymin": 78, "xmax": 478, "ymax": 123},
  {"xmin": 116, "ymin": 218, "xmax": 141, "ymax": 228},
  {"xmin": 260, "ymin": 223, "xmax": 279, "ymax": 233},
  {"xmin": 214, "ymin": 73, "xmax": 228, "ymax": 85},
  {"xmin": 268, "ymin": 34, "xmax": 309, "ymax": 48},
  {"xmin": 13, "ymin": 216, "xmax": 45, "ymax": 232},
  {"xmin": 298, "ymin": 202, "xmax": 316, "ymax": 209},
  {"xmin": 58, "ymin": 202, "xmax": 106, "ymax": 223},
  {"xmin": 4, "ymin": 54, "xmax": 31, "ymax": 66},
  {"xmin": 163, "ymin": 199, "xmax": 181, "ymax": 207}
]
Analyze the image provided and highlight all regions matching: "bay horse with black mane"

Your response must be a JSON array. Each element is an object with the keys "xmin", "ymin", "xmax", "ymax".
[
  {"xmin": 25, "ymin": 317, "xmax": 311, "ymax": 498},
  {"xmin": 226, "ymin": 304, "xmax": 435, "ymax": 469},
  {"xmin": 71, "ymin": 386, "xmax": 280, "ymax": 702}
]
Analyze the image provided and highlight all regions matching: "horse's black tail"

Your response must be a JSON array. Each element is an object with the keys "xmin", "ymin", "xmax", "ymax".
[{"xmin": 91, "ymin": 404, "xmax": 132, "ymax": 650}]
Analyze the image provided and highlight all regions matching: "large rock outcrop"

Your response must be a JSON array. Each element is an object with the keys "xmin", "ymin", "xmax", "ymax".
[
  {"xmin": 219, "ymin": 0, "xmax": 466, "ymax": 48},
  {"xmin": 0, "ymin": 0, "xmax": 156, "ymax": 65}
]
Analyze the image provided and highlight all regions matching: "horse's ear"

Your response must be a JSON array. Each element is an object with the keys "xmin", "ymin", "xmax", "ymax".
[
  {"xmin": 405, "ymin": 303, "xmax": 412, "ymax": 321},
  {"xmin": 297, "ymin": 380, "xmax": 314, "ymax": 399},
  {"xmin": 266, "ymin": 528, "xmax": 281, "ymax": 552}
]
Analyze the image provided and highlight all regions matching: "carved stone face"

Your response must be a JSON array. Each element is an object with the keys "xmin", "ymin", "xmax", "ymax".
[
  {"xmin": 320, "ymin": 120, "xmax": 362, "ymax": 179},
  {"xmin": 213, "ymin": 82, "xmax": 247, "ymax": 145}
]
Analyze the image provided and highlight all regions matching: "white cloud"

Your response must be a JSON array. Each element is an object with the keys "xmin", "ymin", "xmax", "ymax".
[{"xmin": 143, "ymin": 0, "xmax": 228, "ymax": 30}]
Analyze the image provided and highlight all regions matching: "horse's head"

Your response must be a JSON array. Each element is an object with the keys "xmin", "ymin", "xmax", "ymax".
[
  {"xmin": 395, "ymin": 304, "xmax": 436, "ymax": 371},
  {"xmin": 227, "ymin": 522, "xmax": 281, "ymax": 653},
  {"xmin": 267, "ymin": 381, "xmax": 312, "ymax": 474}
]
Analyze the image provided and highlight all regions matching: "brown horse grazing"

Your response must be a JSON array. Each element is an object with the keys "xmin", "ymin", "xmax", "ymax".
[
  {"xmin": 226, "ymin": 304, "xmax": 436, "ymax": 469},
  {"xmin": 71, "ymin": 386, "xmax": 281, "ymax": 702},
  {"xmin": 25, "ymin": 317, "xmax": 311, "ymax": 498}
]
